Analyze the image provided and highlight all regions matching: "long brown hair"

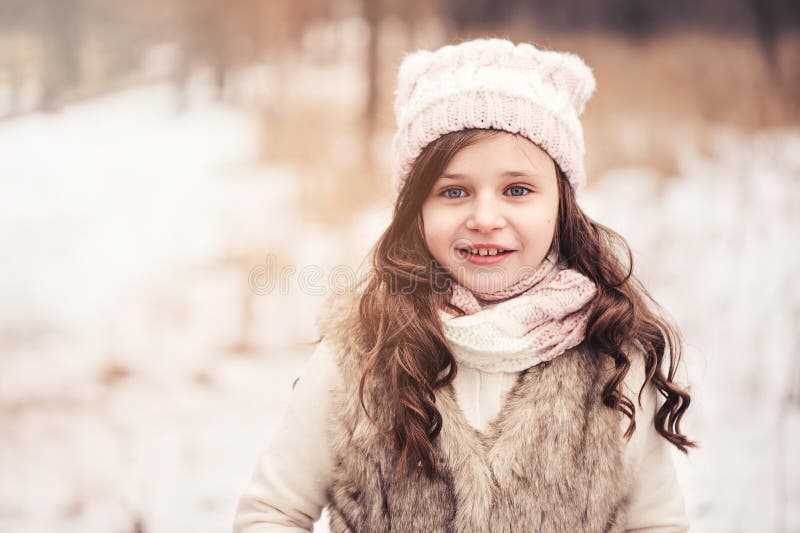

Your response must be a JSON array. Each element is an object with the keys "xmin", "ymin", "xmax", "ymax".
[{"xmin": 342, "ymin": 128, "xmax": 697, "ymax": 480}]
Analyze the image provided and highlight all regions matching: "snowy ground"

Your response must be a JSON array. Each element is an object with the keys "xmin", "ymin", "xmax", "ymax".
[
  {"xmin": 580, "ymin": 129, "xmax": 800, "ymax": 532},
  {"xmin": 1, "ymin": 75, "xmax": 798, "ymax": 532}
]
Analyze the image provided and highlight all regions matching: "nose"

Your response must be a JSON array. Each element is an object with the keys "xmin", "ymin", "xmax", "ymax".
[{"xmin": 465, "ymin": 195, "xmax": 506, "ymax": 232}]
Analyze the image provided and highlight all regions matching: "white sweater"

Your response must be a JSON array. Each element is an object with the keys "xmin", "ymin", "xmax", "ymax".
[{"xmin": 233, "ymin": 340, "xmax": 690, "ymax": 532}]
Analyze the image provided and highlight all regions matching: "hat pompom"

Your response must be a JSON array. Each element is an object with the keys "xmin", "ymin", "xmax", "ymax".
[
  {"xmin": 393, "ymin": 50, "xmax": 434, "ymax": 119},
  {"xmin": 560, "ymin": 53, "xmax": 596, "ymax": 116}
]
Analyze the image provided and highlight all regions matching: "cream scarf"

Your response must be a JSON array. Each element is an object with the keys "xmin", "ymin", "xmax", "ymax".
[{"xmin": 439, "ymin": 251, "xmax": 598, "ymax": 372}]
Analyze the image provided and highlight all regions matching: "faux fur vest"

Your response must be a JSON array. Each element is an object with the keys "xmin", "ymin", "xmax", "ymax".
[{"xmin": 318, "ymin": 294, "xmax": 633, "ymax": 533}]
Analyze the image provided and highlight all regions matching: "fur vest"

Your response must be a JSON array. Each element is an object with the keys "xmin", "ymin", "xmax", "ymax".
[{"xmin": 318, "ymin": 294, "xmax": 633, "ymax": 533}]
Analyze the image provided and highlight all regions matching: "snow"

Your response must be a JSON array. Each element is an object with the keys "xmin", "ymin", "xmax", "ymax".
[
  {"xmin": 0, "ymin": 79, "xmax": 338, "ymax": 532},
  {"xmin": 580, "ymin": 127, "xmax": 800, "ymax": 532},
  {"xmin": 1, "ymin": 74, "xmax": 799, "ymax": 532}
]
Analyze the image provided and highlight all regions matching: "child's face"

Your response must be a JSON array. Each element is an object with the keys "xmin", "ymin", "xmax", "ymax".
[{"xmin": 421, "ymin": 132, "xmax": 559, "ymax": 294}]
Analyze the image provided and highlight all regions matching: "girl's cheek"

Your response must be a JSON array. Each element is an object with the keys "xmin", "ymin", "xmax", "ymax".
[
  {"xmin": 525, "ymin": 212, "xmax": 555, "ymax": 227},
  {"xmin": 424, "ymin": 224, "xmax": 448, "ymax": 252},
  {"xmin": 428, "ymin": 214, "xmax": 455, "ymax": 237}
]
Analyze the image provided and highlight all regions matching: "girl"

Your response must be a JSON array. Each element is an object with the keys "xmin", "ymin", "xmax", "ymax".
[{"xmin": 234, "ymin": 37, "xmax": 697, "ymax": 532}]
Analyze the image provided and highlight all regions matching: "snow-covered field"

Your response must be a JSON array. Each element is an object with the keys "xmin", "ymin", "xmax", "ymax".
[
  {"xmin": 1, "ymin": 74, "xmax": 798, "ymax": 532},
  {"xmin": 580, "ymin": 129, "xmax": 800, "ymax": 532}
]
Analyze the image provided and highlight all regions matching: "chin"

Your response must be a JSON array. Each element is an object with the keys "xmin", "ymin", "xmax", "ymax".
[{"xmin": 469, "ymin": 274, "xmax": 510, "ymax": 292}]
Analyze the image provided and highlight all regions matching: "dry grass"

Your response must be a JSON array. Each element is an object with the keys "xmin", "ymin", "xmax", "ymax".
[
  {"xmin": 532, "ymin": 30, "xmax": 800, "ymax": 178},
  {"xmin": 259, "ymin": 99, "xmax": 391, "ymax": 225}
]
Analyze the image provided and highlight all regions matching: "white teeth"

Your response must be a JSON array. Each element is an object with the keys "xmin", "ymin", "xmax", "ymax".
[{"xmin": 464, "ymin": 248, "xmax": 504, "ymax": 256}]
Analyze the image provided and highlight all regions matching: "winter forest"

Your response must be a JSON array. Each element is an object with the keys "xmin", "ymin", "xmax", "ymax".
[{"xmin": 1, "ymin": 0, "xmax": 799, "ymax": 531}]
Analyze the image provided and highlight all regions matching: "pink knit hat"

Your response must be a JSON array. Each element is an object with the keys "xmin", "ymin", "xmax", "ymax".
[{"xmin": 391, "ymin": 38, "xmax": 596, "ymax": 198}]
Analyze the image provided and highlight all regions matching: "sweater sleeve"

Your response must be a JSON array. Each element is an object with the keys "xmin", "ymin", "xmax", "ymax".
[
  {"xmin": 233, "ymin": 340, "xmax": 340, "ymax": 533},
  {"xmin": 623, "ymin": 355, "xmax": 691, "ymax": 533}
]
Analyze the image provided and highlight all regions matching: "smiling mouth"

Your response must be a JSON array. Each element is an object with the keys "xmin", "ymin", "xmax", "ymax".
[
  {"xmin": 456, "ymin": 248, "xmax": 516, "ymax": 265},
  {"xmin": 457, "ymin": 248, "xmax": 515, "ymax": 256}
]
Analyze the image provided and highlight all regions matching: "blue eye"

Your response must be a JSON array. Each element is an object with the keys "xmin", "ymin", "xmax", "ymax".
[
  {"xmin": 439, "ymin": 185, "xmax": 532, "ymax": 199},
  {"xmin": 506, "ymin": 185, "xmax": 532, "ymax": 197},
  {"xmin": 441, "ymin": 187, "xmax": 466, "ymax": 199}
]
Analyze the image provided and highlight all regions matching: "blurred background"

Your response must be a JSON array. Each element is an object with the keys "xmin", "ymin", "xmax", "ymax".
[{"xmin": 1, "ymin": 1, "xmax": 799, "ymax": 532}]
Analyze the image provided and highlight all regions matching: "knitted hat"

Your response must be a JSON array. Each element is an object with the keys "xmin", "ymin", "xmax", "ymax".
[{"xmin": 390, "ymin": 38, "xmax": 596, "ymax": 198}]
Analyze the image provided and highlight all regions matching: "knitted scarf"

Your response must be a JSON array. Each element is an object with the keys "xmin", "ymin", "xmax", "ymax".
[{"xmin": 439, "ymin": 251, "xmax": 598, "ymax": 372}]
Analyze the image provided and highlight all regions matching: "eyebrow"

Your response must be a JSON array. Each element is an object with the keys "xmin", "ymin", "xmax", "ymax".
[{"xmin": 439, "ymin": 170, "xmax": 536, "ymax": 180}]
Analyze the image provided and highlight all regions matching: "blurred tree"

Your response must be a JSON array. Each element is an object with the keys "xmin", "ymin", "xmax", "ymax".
[
  {"xmin": 363, "ymin": 0, "xmax": 381, "ymax": 169},
  {"xmin": 436, "ymin": 0, "xmax": 800, "ymax": 40},
  {"xmin": 1, "ymin": 0, "xmax": 796, "ymax": 121},
  {"xmin": 173, "ymin": 0, "xmax": 338, "ymax": 103},
  {"xmin": 436, "ymin": 0, "xmax": 799, "ymax": 81},
  {"xmin": 359, "ymin": 0, "xmax": 440, "ymax": 172},
  {"xmin": 748, "ymin": 0, "xmax": 779, "ymax": 76},
  {"xmin": 39, "ymin": 0, "xmax": 83, "ymax": 110}
]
